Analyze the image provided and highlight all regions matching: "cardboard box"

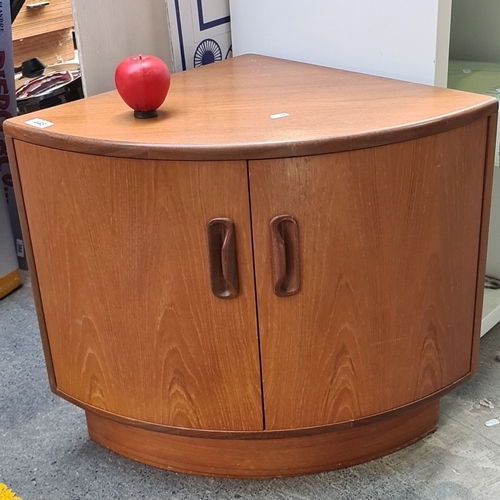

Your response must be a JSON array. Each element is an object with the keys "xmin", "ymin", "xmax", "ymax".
[{"xmin": 1, "ymin": 0, "xmax": 26, "ymax": 270}]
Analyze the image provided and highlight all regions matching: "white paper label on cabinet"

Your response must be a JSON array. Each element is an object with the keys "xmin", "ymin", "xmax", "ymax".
[
  {"xmin": 270, "ymin": 113, "xmax": 289, "ymax": 119},
  {"xmin": 24, "ymin": 118, "xmax": 55, "ymax": 129}
]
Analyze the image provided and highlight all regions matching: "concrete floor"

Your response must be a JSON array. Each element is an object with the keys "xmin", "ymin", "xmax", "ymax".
[{"xmin": 2, "ymin": 274, "xmax": 500, "ymax": 500}]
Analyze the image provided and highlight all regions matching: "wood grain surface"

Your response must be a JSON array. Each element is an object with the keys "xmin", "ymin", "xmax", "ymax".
[
  {"xmin": 86, "ymin": 401, "xmax": 439, "ymax": 478},
  {"xmin": 471, "ymin": 113, "xmax": 498, "ymax": 374},
  {"xmin": 5, "ymin": 137, "xmax": 57, "ymax": 390},
  {"xmin": 12, "ymin": 0, "xmax": 73, "ymax": 41},
  {"xmin": 52, "ymin": 372, "xmax": 467, "ymax": 440},
  {"xmin": 250, "ymin": 121, "xmax": 488, "ymax": 430},
  {"xmin": 12, "ymin": 28, "xmax": 75, "ymax": 67},
  {"xmin": 7, "ymin": 52, "xmax": 497, "ymax": 477},
  {"xmin": 14, "ymin": 141, "xmax": 263, "ymax": 431},
  {"xmin": 4, "ymin": 55, "xmax": 497, "ymax": 161}
]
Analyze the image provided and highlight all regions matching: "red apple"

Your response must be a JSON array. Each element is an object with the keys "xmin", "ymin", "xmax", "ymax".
[{"xmin": 114, "ymin": 54, "xmax": 171, "ymax": 118}]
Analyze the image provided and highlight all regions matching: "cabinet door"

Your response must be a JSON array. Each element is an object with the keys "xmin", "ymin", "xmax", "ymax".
[
  {"xmin": 15, "ymin": 142, "xmax": 263, "ymax": 431},
  {"xmin": 249, "ymin": 121, "xmax": 488, "ymax": 430}
]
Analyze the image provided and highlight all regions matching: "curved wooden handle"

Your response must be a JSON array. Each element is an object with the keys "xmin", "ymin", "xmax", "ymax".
[
  {"xmin": 270, "ymin": 215, "xmax": 300, "ymax": 297},
  {"xmin": 207, "ymin": 218, "xmax": 239, "ymax": 299}
]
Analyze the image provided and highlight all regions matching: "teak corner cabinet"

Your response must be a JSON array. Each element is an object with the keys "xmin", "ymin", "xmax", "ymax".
[{"xmin": 5, "ymin": 56, "xmax": 498, "ymax": 478}]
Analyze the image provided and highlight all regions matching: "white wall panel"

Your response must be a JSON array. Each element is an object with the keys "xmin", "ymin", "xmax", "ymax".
[
  {"xmin": 230, "ymin": 0, "xmax": 450, "ymax": 86},
  {"xmin": 72, "ymin": 0, "xmax": 174, "ymax": 96}
]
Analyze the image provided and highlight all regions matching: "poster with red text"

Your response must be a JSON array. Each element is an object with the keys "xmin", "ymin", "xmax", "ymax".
[{"xmin": 0, "ymin": 0, "xmax": 26, "ymax": 269}]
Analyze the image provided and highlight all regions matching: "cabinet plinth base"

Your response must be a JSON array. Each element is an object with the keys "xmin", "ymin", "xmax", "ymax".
[{"xmin": 86, "ymin": 401, "xmax": 439, "ymax": 478}]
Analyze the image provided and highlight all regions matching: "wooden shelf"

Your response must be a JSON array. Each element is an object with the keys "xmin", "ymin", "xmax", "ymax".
[{"xmin": 12, "ymin": 0, "xmax": 74, "ymax": 67}]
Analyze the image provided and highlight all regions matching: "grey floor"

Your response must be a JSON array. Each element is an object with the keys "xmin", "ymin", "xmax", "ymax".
[{"xmin": 2, "ymin": 274, "xmax": 500, "ymax": 500}]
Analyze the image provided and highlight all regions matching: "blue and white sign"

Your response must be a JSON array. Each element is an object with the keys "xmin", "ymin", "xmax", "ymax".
[{"xmin": 166, "ymin": 0, "xmax": 232, "ymax": 72}]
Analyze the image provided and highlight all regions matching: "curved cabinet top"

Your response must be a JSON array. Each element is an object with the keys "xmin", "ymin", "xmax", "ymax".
[{"xmin": 5, "ymin": 55, "xmax": 498, "ymax": 161}]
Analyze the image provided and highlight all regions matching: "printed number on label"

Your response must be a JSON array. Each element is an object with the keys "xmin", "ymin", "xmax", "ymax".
[{"xmin": 25, "ymin": 118, "xmax": 54, "ymax": 129}]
